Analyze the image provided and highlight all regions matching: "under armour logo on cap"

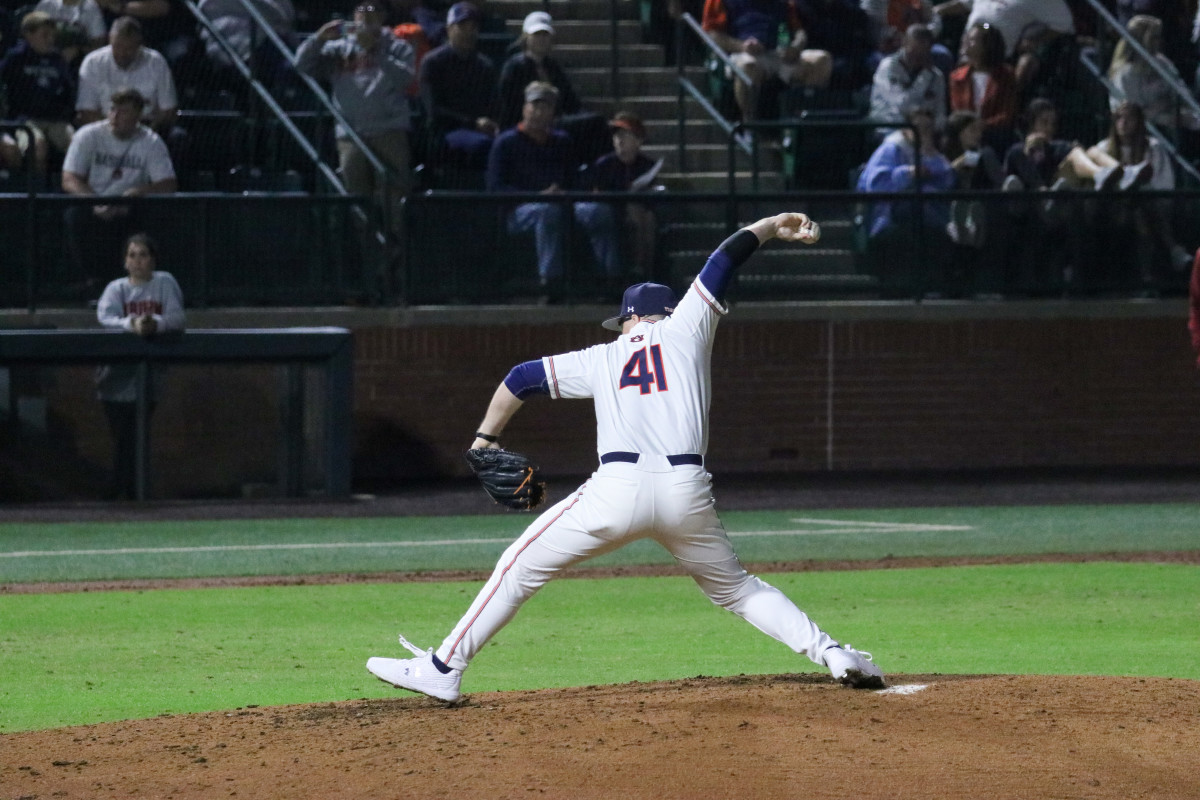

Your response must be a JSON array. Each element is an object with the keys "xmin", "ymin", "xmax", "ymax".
[{"xmin": 602, "ymin": 282, "xmax": 678, "ymax": 331}]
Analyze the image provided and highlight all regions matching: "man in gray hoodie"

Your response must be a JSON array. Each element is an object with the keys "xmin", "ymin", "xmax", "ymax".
[{"xmin": 296, "ymin": 3, "xmax": 415, "ymax": 227}]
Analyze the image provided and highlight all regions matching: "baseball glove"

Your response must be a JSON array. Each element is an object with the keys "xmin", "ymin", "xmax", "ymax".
[{"xmin": 464, "ymin": 448, "xmax": 546, "ymax": 511}]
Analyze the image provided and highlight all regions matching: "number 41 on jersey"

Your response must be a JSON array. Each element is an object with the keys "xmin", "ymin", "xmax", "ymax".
[{"xmin": 620, "ymin": 345, "xmax": 668, "ymax": 394}]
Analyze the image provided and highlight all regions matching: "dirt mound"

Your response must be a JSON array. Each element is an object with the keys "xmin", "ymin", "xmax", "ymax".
[{"xmin": 4, "ymin": 673, "xmax": 1198, "ymax": 799}]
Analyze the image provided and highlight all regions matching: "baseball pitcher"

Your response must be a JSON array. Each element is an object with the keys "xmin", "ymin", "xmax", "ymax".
[{"xmin": 368, "ymin": 212, "xmax": 885, "ymax": 701}]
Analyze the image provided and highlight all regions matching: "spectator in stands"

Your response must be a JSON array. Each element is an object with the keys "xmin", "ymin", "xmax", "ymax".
[
  {"xmin": 1004, "ymin": 97, "xmax": 1121, "ymax": 193},
  {"xmin": 948, "ymin": 22, "xmax": 1017, "ymax": 152},
  {"xmin": 95, "ymin": 231, "xmax": 185, "ymax": 501},
  {"xmin": 390, "ymin": 0, "xmax": 442, "ymax": 99},
  {"xmin": 944, "ymin": 109, "xmax": 1004, "ymax": 238},
  {"xmin": 859, "ymin": 99, "xmax": 954, "ymax": 235},
  {"xmin": 486, "ymin": 81, "xmax": 621, "ymax": 300},
  {"xmin": 1084, "ymin": 100, "xmax": 1191, "ymax": 277},
  {"xmin": 933, "ymin": 0, "xmax": 1075, "ymax": 62},
  {"xmin": 0, "ymin": 11, "xmax": 76, "ymax": 176},
  {"xmin": 1107, "ymin": 14, "xmax": 1200, "ymax": 133},
  {"xmin": 419, "ymin": 1, "xmax": 499, "ymax": 171},
  {"xmin": 75, "ymin": 16, "xmax": 187, "ymax": 164},
  {"xmin": 196, "ymin": 0, "xmax": 296, "ymax": 86},
  {"xmin": 869, "ymin": 23, "xmax": 946, "ymax": 132},
  {"xmin": 389, "ymin": 0, "xmax": 448, "ymax": 50},
  {"xmin": 1115, "ymin": 0, "xmax": 1193, "ymax": 74},
  {"xmin": 861, "ymin": 0, "xmax": 954, "ymax": 73},
  {"xmin": 296, "ymin": 3, "xmax": 415, "ymax": 231},
  {"xmin": 497, "ymin": 11, "xmax": 609, "ymax": 165},
  {"xmin": 94, "ymin": 0, "xmax": 196, "ymax": 68},
  {"xmin": 856, "ymin": 98, "xmax": 955, "ymax": 292},
  {"xmin": 587, "ymin": 111, "xmax": 662, "ymax": 280},
  {"xmin": 792, "ymin": 0, "xmax": 875, "ymax": 91},
  {"xmin": 62, "ymin": 88, "xmax": 177, "ymax": 288},
  {"xmin": 701, "ymin": 0, "xmax": 833, "ymax": 124},
  {"xmin": 33, "ymin": 0, "xmax": 107, "ymax": 66}
]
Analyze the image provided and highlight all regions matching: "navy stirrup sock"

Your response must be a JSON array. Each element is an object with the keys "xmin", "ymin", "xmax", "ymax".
[{"xmin": 431, "ymin": 654, "xmax": 452, "ymax": 674}]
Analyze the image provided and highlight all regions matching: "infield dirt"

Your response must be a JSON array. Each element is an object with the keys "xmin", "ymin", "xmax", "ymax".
[{"xmin": 3, "ymin": 672, "xmax": 1199, "ymax": 799}]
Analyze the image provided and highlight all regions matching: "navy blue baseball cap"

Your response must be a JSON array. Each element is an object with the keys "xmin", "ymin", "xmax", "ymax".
[
  {"xmin": 446, "ymin": 1, "xmax": 480, "ymax": 26},
  {"xmin": 602, "ymin": 282, "xmax": 678, "ymax": 331}
]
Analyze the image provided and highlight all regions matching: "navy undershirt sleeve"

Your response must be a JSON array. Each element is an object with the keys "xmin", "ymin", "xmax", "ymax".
[
  {"xmin": 697, "ymin": 229, "xmax": 761, "ymax": 304},
  {"xmin": 503, "ymin": 359, "xmax": 550, "ymax": 400}
]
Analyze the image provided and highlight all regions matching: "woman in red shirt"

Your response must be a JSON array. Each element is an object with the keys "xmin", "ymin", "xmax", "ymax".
[{"xmin": 949, "ymin": 22, "xmax": 1018, "ymax": 153}]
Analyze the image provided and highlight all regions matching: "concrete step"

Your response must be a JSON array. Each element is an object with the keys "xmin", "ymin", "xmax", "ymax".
[
  {"xmin": 664, "ymin": 249, "xmax": 875, "ymax": 296},
  {"xmin": 658, "ymin": 171, "xmax": 787, "ymax": 193},
  {"xmin": 554, "ymin": 43, "xmax": 667, "ymax": 69},
  {"xmin": 643, "ymin": 142, "xmax": 783, "ymax": 174},
  {"xmin": 490, "ymin": 0, "xmax": 638, "ymax": 21},
  {"xmin": 642, "ymin": 118, "xmax": 740, "ymax": 146},
  {"xmin": 572, "ymin": 67, "xmax": 706, "ymax": 97},
  {"xmin": 667, "ymin": 248, "xmax": 863, "ymax": 276},
  {"xmin": 660, "ymin": 218, "xmax": 859, "ymax": 250},
  {"xmin": 590, "ymin": 94, "xmax": 712, "ymax": 119},
  {"xmin": 502, "ymin": 18, "xmax": 644, "ymax": 45}
]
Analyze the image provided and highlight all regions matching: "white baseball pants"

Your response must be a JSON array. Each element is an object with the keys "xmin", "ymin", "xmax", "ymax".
[{"xmin": 436, "ymin": 457, "xmax": 836, "ymax": 671}]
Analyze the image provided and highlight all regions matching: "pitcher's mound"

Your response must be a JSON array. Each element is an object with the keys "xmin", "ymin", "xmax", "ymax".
[{"xmin": 4, "ymin": 673, "xmax": 1199, "ymax": 799}]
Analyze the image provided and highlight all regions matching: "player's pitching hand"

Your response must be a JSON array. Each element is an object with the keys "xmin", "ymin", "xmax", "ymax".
[{"xmin": 775, "ymin": 213, "xmax": 820, "ymax": 244}]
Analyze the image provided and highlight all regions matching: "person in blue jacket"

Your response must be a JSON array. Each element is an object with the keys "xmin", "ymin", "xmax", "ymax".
[{"xmin": 856, "ymin": 99, "xmax": 955, "ymax": 294}]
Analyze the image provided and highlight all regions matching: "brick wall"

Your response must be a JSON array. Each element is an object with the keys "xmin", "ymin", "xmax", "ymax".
[
  {"xmin": 14, "ymin": 304, "xmax": 1199, "ymax": 499},
  {"xmin": 352, "ymin": 310, "xmax": 1200, "ymax": 482}
]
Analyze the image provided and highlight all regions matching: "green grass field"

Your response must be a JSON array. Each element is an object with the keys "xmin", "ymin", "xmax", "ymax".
[{"xmin": 1, "ymin": 503, "xmax": 1198, "ymax": 733}]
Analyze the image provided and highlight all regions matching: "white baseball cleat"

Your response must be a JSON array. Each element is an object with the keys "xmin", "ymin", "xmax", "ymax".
[
  {"xmin": 367, "ymin": 635, "xmax": 462, "ymax": 702},
  {"xmin": 823, "ymin": 644, "xmax": 885, "ymax": 689}
]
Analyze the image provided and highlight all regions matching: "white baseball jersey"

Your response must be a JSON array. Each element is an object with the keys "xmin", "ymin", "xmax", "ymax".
[
  {"xmin": 543, "ymin": 280, "xmax": 724, "ymax": 458},
  {"xmin": 434, "ymin": 237, "xmax": 838, "ymax": 676}
]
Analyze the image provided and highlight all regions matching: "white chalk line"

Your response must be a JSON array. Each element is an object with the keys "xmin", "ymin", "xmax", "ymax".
[
  {"xmin": 0, "ymin": 537, "xmax": 513, "ymax": 559},
  {"xmin": 731, "ymin": 517, "xmax": 974, "ymax": 538},
  {"xmin": 0, "ymin": 518, "xmax": 973, "ymax": 559}
]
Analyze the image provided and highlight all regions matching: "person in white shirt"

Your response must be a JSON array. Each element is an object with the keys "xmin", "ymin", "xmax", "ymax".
[
  {"xmin": 1108, "ymin": 14, "xmax": 1200, "ymax": 133},
  {"xmin": 95, "ymin": 231, "xmax": 186, "ymax": 500},
  {"xmin": 62, "ymin": 87, "xmax": 177, "ymax": 286},
  {"xmin": 1084, "ymin": 100, "xmax": 1192, "ymax": 284},
  {"xmin": 869, "ymin": 23, "xmax": 947, "ymax": 132},
  {"xmin": 75, "ymin": 15, "xmax": 182, "ymax": 150}
]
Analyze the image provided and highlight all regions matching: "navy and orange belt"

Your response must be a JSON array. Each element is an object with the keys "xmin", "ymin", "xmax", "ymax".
[{"xmin": 600, "ymin": 452, "xmax": 703, "ymax": 467}]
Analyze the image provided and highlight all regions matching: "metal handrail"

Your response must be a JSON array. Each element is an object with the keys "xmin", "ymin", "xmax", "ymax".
[
  {"xmin": 213, "ymin": 0, "xmax": 392, "ymax": 185},
  {"xmin": 1079, "ymin": 48, "xmax": 1200, "ymax": 187},
  {"xmin": 677, "ymin": 11, "xmax": 756, "ymax": 167},
  {"xmin": 183, "ymin": 0, "xmax": 344, "ymax": 193},
  {"xmin": 609, "ymin": 0, "xmax": 621, "ymax": 105},
  {"xmin": 1081, "ymin": 0, "xmax": 1200, "ymax": 123}
]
